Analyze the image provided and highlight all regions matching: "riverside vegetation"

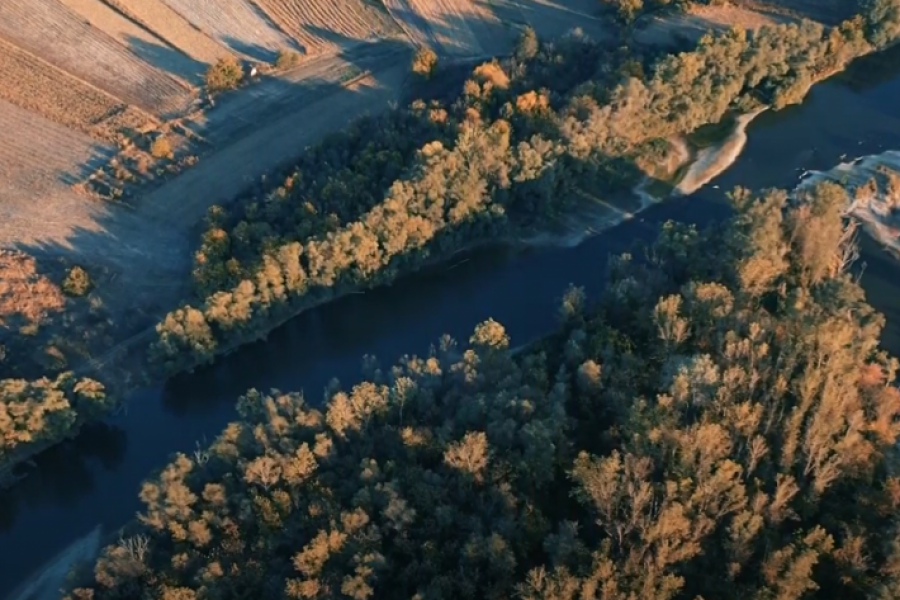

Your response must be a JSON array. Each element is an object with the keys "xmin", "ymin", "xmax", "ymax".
[
  {"xmin": 1, "ymin": 1, "xmax": 899, "ymax": 482},
  {"xmin": 67, "ymin": 179, "xmax": 900, "ymax": 600},
  {"xmin": 151, "ymin": 0, "xmax": 900, "ymax": 374}
]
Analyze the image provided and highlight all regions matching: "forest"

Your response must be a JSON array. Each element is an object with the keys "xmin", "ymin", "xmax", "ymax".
[
  {"xmin": 66, "ymin": 179, "xmax": 900, "ymax": 600},
  {"xmin": 149, "ymin": 0, "xmax": 900, "ymax": 378}
]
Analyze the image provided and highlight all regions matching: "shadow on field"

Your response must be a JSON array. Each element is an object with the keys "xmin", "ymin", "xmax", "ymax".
[
  {"xmin": 479, "ymin": 0, "xmax": 612, "ymax": 43},
  {"xmin": 221, "ymin": 36, "xmax": 281, "ymax": 63},
  {"xmin": 126, "ymin": 35, "xmax": 208, "ymax": 85}
]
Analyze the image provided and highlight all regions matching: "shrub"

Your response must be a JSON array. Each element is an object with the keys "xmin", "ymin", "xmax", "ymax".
[
  {"xmin": 205, "ymin": 56, "xmax": 244, "ymax": 93},
  {"xmin": 411, "ymin": 47, "xmax": 438, "ymax": 78},
  {"xmin": 150, "ymin": 136, "xmax": 172, "ymax": 159},
  {"xmin": 274, "ymin": 49, "xmax": 302, "ymax": 70},
  {"xmin": 63, "ymin": 266, "xmax": 92, "ymax": 297}
]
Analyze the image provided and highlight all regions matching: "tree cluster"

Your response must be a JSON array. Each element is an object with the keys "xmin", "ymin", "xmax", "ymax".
[
  {"xmin": 68, "ymin": 181, "xmax": 900, "ymax": 600},
  {"xmin": 150, "ymin": 4, "xmax": 897, "ymax": 377},
  {"xmin": 0, "ymin": 372, "xmax": 111, "ymax": 486}
]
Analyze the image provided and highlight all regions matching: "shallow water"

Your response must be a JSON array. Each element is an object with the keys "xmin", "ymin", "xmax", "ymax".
[{"xmin": 3, "ymin": 48, "xmax": 900, "ymax": 599}]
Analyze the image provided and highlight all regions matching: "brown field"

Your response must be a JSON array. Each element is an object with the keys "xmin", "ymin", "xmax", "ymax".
[
  {"xmin": 0, "ymin": 38, "xmax": 126, "ymax": 141},
  {"xmin": 0, "ymin": 0, "xmax": 193, "ymax": 117},
  {"xmin": 251, "ymin": 0, "xmax": 401, "ymax": 55},
  {"xmin": 0, "ymin": 100, "xmax": 115, "ymax": 248},
  {"xmin": 56, "ymin": 0, "xmax": 205, "ymax": 83},
  {"xmin": 157, "ymin": 0, "xmax": 298, "ymax": 61},
  {"xmin": 384, "ymin": 0, "xmax": 490, "ymax": 57},
  {"xmin": 102, "ymin": 0, "xmax": 233, "ymax": 65}
]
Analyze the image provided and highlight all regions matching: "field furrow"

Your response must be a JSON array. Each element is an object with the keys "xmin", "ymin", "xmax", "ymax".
[
  {"xmin": 409, "ymin": 0, "xmax": 484, "ymax": 57},
  {"xmin": 384, "ymin": 0, "xmax": 484, "ymax": 57},
  {"xmin": 56, "ymin": 0, "xmax": 204, "ymax": 83},
  {"xmin": 0, "ymin": 0, "xmax": 192, "ymax": 116},
  {"xmin": 160, "ymin": 0, "xmax": 298, "ymax": 61},
  {"xmin": 0, "ymin": 38, "xmax": 126, "ymax": 140},
  {"xmin": 0, "ymin": 99, "xmax": 112, "ymax": 239},
  {"xmin": 252, "ymin": 0, "xmax": 399, "ymax": 54},
  {"xmin": 102, "ymin": 0, "xmax": 232, "ymax": 65}
]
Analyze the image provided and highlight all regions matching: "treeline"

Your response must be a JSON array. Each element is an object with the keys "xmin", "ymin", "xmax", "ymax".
[
  {"xmin": 149, "ymin": 2, "xmax": 900, "ymax": 377},
  {"xmin": 0, "ymin": 373, "xmax": 111, "ymax": 486},
  {"xmin": 67, "ymin": 180, "xmax": 900, "ymax": 600}
]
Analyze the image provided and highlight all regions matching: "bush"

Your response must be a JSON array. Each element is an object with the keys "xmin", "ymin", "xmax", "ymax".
[
  {"xmin": 274, "ymin": 48, "xmax": 302, "ymax": 70},
  {"xmin": 411, "ymin": 47, "xmax": 438, "ymax": 78},
  {"xmin": 62, "ymin": 266, "xmax": 92, "ymax": 297},
  {"xmin": 149, "ymin": 136, "xmax": 172, "ymax": 159},
  {"xmin": 204, "ymin": 56, "xmax": 244, "ymax": 93}
]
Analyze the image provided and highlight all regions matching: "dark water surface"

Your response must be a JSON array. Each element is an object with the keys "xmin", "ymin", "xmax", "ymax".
[{"xmin": 2, "ymin": 49, "xmax": 900, "ymax": 597}]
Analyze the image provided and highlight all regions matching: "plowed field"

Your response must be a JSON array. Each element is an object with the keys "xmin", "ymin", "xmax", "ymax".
[
  {"xmin": 251, "ymin": 0, "xmax": 400, "ymax": 54},
  {"xmin": 56, "ymin": 0, "xmax": 203, "ymax": 83},
  {"xmin": 384, "ymin": 0, "xmax": 490, "ymax": 57},
  {"xmin": 0, "ymin": 0, "xmax": 192, "ymax": 116},
  {"xmin": 159, "ymin": 0, "xmax": 297, "ymax": 61},
  {"xmin": 0, "ymin": 38, "xmax": 124, "ymax": 140},
  {"xmin": 102, "ymin": 0, "xmax": 233, "ymax": 65}
]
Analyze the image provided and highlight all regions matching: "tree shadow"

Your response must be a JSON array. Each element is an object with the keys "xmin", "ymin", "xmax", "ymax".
[
  {"xmin": 0, "ymin": 422, "xmax": 127, "ymax": 532},
  {"xmin": 832, "ymin": 43, "xmax": 900, "ymax": 93},
  {"xmin": 125, "ymin": 35, "xmax": 208, "ymax": 85},
  {"xmin": 187, "ymin": 37, "xmax": 411, "ymax": 145},
  {"xmin": 478, "ymin": 0, "xmax": 611, "ymax": 45},
  {"xmin": 220, "ymin": 35, "xmax": 280, "ymax": 63}
]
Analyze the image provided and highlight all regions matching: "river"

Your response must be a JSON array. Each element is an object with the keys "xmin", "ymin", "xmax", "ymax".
[{"xmin": 2, "ymin": 47, "xmax": 900, "ymax": 598}]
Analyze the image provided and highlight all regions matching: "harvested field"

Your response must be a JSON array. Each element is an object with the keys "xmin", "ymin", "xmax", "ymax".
[
  {"xmin": 103, "ymin": 0, "xmax": 233, "ymax": 65},
  {"xmin": 159, "ymin": 0, "xmax": 298, "ymax": 61},
  {"xmin": 0, "ymin": 0, "xmax": 193, "ymax": 117},
  {"xmin": 0, "ymin": 38, "xmax": 125, "ymax": 141},
  {"xmin": 0, "ymin": 100, "xmax": 115, "ymax": 247},
  {"xmin": 56, "ymin": 0, "xmax": 205, "ymax": 83},
  {"xmin": 633, "ymin": 4, "xmax": 791, "ymax": 46},
  {"xmin": 384, "ymin": 0, "xmax": 489, "ymax": 57},
  {"xmin": 251, "ymin": 0, "xmax": 400, "ymax": 55}
]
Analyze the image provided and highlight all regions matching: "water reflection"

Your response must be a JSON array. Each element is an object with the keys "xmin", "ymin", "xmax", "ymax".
[
  {"xmin": 0, "ymin": 423, "xmax": 126, "ymax": 532},
  {"xmin": 4, "ymin": 39, "xmax": 900, "ymax": 600}
]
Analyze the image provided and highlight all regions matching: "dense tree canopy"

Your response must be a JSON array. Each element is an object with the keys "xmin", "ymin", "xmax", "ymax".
[
  {"xmin": 151, "ymin": 1, "xmax": 899, "ymax": 377},
  {"xmin": 68, "ymin": 181, "xmax": 900, "ymax": 600}
]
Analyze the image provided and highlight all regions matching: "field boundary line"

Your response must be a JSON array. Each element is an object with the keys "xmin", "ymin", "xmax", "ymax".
[
  {"xmin": 0, "ymin": 36, "xmax": 157, "ymax": 127},
  {"xmin": 81, "ymin": 0, "xmax": 196, "ymax": 92},
  {"xmin": 100, "ymin": 0, "xmax": 238, "ymax": 64}
]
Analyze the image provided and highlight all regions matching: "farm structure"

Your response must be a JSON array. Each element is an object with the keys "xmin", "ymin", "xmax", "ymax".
[
  {"xmin": 250, "ymin": 0, "xmax": 401, "ymax": 55},
  {"xmin": 100, "ymin": 0, "xmax": 233, "ymax": 65},
  {"xmin": 0, "ymin": 0, "xmax": 193, "ymax": 117},
  {"xmin": 56, "ymin": 0, "xmax": 205, "ymax": 83},
  {"xmin": 156, "ymin": 0, "xmax": 298, "ymax": 62}
]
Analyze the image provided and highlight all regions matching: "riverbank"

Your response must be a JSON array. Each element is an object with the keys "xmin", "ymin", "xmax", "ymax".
[{"xmin": 3, "ymin": 5, "xmax": 899, "ymax": 487}]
